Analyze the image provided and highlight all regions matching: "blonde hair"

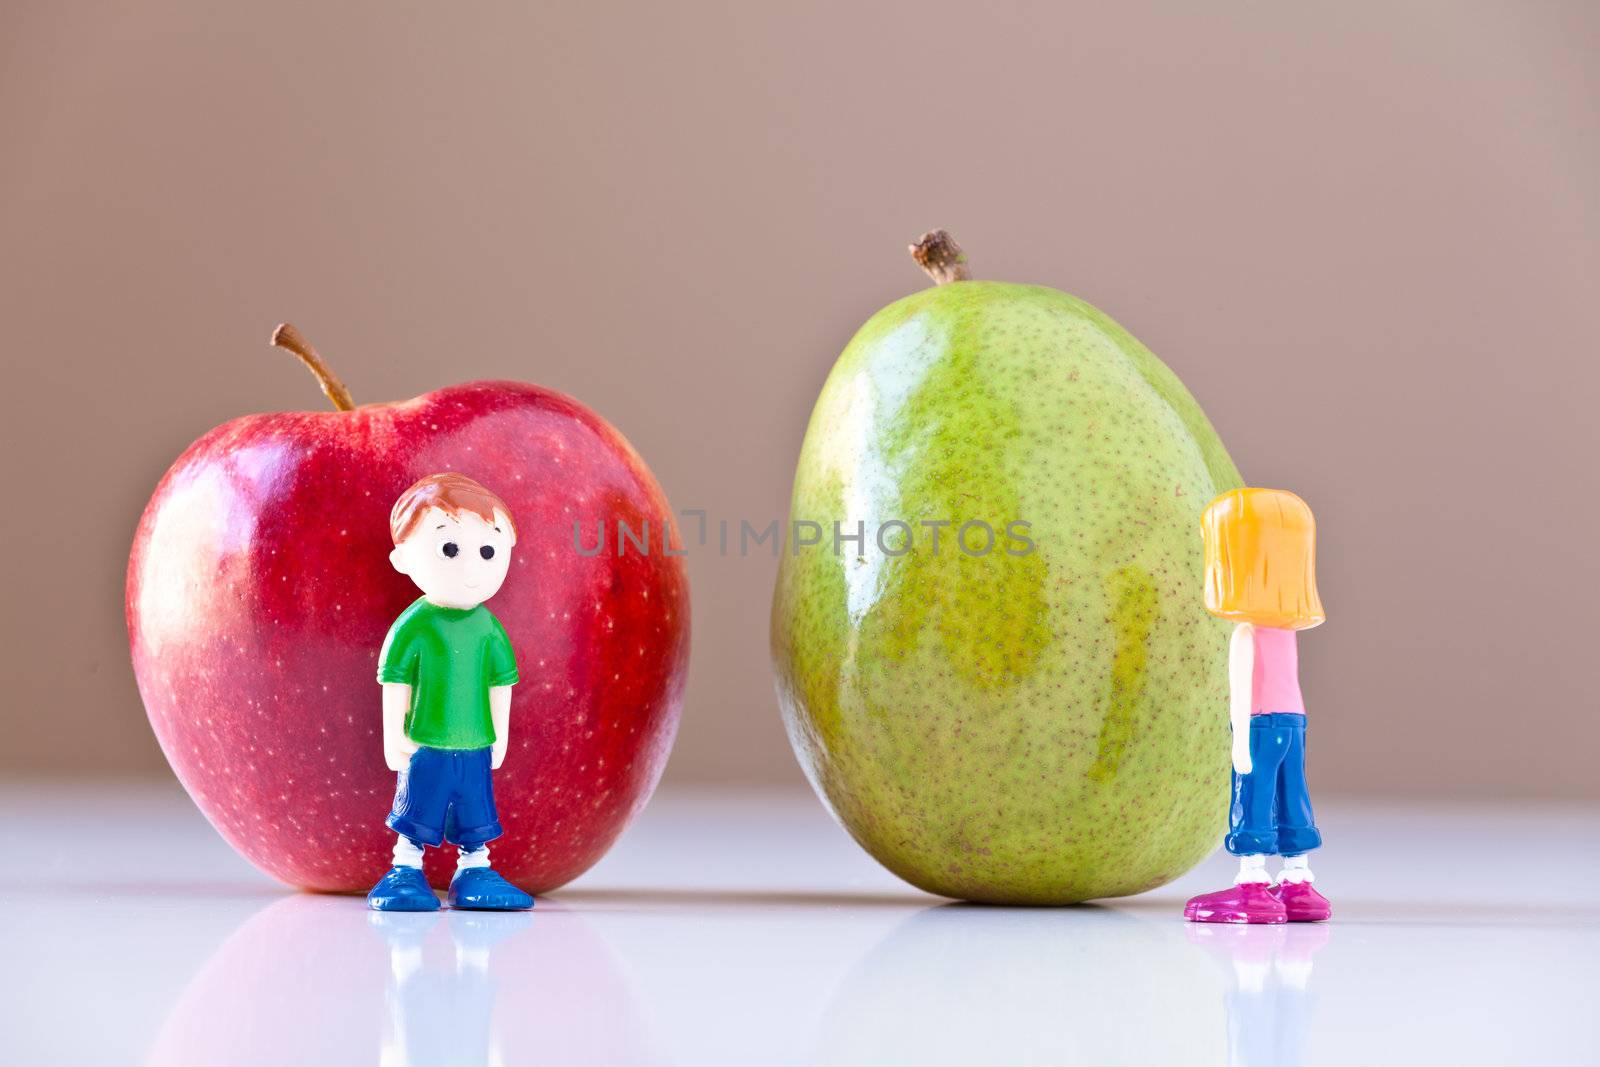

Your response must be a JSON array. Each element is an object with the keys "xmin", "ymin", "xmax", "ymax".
[{"xmin": 1201, "ymin": 488, "xmax": 1325, "ymax": 630}]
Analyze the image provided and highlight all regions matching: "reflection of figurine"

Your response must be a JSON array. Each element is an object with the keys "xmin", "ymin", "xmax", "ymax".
[
  {"xmin": 1185, "ymin": 489, "xmax": 1331, "ymax": 924},
  {"xmin": 1186, "ymin": 923, "xmax": 1330, "ymax": 1067},
  {"xmin": 371, "ymin": 911, "xmax": 532, "ymax": 1067},
  {"xmin": 368, "ymin": 474, "xmax": 534, "ymax": 912}
]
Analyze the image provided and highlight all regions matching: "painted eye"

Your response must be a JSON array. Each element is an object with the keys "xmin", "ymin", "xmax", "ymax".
[
  {"xmin": 437, "ymin": 541, "xmax": 460, "ymax": 560},
  {"xmin": 479, "ymin": 545, "xmax": 496, "ymax": 560}
]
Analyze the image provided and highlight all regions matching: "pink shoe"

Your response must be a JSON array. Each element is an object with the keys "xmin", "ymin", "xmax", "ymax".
[
  {"xmin": 1183, "ymin": 882, "xmax": 1287, "ymax": 924},
  {"xmin": 1273, "ymin": 880, "xmax": 1332, "ymax": 922}
]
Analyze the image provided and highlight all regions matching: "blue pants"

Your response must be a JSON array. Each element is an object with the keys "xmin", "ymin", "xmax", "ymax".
[
  {"xmin": 1226, "ymin": 713, "xmax": 1322, "ymax": 857},
  {"xmin": 387, "ymin": 746, "xmax": 503, "ymax": 848}
]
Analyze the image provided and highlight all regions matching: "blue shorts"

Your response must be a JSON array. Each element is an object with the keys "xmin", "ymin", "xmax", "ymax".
[
  {"xmin": 386, "ymin": 746, "xmax": 503, "ymax": 848},
  {"xmin": 1226, "ymin": 713, "xmax": 1322, "ymax": 857}
]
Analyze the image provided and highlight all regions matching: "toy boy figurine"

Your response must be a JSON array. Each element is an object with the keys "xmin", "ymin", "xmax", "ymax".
[
  {"xmin": 1184, "ymin": 488, "xmax": 1331, "ymax": 924},
  {"xmin": 367, "ymin": 473, "xmax": 534, "ymax": 912}
]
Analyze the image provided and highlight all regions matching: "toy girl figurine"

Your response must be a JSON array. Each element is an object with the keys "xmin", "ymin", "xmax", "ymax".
[{"xmin": 1184, "ymin": 488, "xmax": 1330, "ymax": 924}]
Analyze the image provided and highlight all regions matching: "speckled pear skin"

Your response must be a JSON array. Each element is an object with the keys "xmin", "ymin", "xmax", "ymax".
[{"xmin": 772, "ymin": 280, "xmax": 1243, "ymax": 904}]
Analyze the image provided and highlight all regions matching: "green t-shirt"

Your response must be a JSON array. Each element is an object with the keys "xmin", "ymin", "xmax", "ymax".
[{"xmin": 377, "ymin": 598, "xmax": 519, "ymax": 750}]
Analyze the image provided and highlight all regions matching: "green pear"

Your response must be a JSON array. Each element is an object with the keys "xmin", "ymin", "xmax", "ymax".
[{"xmin": 772, "ymin": 232, "xmax": 1243, "ymax": 904}]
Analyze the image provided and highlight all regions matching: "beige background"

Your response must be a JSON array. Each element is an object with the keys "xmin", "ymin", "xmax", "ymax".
[{"xmin": 2, "ymin": 1, "xmax": 1595, "ymax": 797}]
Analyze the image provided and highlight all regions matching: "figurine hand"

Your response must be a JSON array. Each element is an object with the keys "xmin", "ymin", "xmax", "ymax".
[
  {"xmin": 490, "ymin": 743, "xmax": 508, "ymax": 771},
  {"xmin": 1231, "ymin": 742, "xmax": 1252, "ymax": 776},
  {"xmin": 385, "ymin": 737, "xmax": 419, "ymax": 773}
]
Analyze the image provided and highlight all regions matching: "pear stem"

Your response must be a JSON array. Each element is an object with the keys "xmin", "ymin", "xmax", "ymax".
[
  {"xmin": 271, "ymin": 323, "xmax": 356, "ymax": 411},
  {"xmin": 910, "ymin": 230, "xmax": 971, "ymax": 285}
]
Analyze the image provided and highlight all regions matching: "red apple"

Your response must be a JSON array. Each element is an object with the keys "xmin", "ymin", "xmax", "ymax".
[{"xmin": 126, "ymin": 326, "xmax": 689, "ymax": 892}]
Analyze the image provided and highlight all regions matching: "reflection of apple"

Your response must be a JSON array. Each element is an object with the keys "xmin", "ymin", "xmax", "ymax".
[
  {"xmin": 148, "ymin": 895, "xmax": 654, "ymax": 1065},
  {"xmin": 127, "ymin": 327, "xmax": 689, "ymax": 892}
]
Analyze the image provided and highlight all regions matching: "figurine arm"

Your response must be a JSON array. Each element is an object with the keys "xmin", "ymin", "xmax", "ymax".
[
  {"xmin": 383, "ymin": 682, "xmax": 418, "ymax": 772},
  {"xmin": 1229, "ymin": 623, "xmax": 1255, "ymax": 775},
  {"xmin": 489, "ymin": 684, "xmax": 513, "ymax": 770}
]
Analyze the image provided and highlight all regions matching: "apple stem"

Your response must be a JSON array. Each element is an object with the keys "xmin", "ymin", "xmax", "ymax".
[
  {"xmin": 270, "ymin": 323, "xmax": 356, "ymax": 412},
  {"xmin": 910, "ymin": 230, "xmax": 972, "ymax": 285}
]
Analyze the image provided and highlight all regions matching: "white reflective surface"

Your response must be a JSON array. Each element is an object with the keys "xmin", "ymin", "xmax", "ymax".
[{"xmin": 5, "ymin": 784, "xmax": 1596, "ymax": 1065}]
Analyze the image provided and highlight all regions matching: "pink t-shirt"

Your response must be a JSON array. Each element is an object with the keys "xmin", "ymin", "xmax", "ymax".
[{"xmin": 1251, "ymin": 626, "xmax": 1305, "ymax": 715}]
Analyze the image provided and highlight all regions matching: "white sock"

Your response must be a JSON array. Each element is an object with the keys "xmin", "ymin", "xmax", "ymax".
[
  {"xmin": 1234, "ymin": 855, "xmax": 1271, "ymax": 884},
  {"xmin": 389, "ymin": 943, "xmax": 424, "ymax": 985},
  {"xmin": 393, "ymin": 835, "xmax": 424, "ymax": 868},
  {"xmin": 1279, "ymin": 855, "xmax": 1314, "ymax": 884},
  {"xmin": 456, "ymin": 943, "xmax": 492, "ymax": 974},
  {"xmin": 456, "ymin": 845, "xmax": 490, "ymax": 872},
  {"xmin": 1276, "ymin": 954, "xmax": 1315, "ymax": 990},
  {"xmin": 1233, "ymin": 958, "xmax": 1272, "ymax": 994}
]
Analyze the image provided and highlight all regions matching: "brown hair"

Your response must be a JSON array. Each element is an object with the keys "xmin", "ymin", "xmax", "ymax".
[{"xmin": 390, "ymin": 473, "xmax": 516, "ymax": 545}]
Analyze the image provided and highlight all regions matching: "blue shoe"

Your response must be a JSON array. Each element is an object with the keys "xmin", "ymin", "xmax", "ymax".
[
  {"xmin": 447, "ymin": 867, "xmax": 534, "ymax": 911},
  {"xmin": 367, "ymin": 865, "xmax": 441, "ymax": 912}
]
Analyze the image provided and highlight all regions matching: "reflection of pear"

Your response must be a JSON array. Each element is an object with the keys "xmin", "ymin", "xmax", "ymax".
[
  {"xmin": 149, "ymin": 895, "xmax": 652, "ymax": 1066},
  {"xmin": 812, "ymin": 903, "xmax": 1222, "ymax": 1064}
]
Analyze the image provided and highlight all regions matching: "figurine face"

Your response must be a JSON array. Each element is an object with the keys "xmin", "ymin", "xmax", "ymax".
[{"xmin": 390, "ymin": 505, "xmax": 516, "ymax": 610}]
